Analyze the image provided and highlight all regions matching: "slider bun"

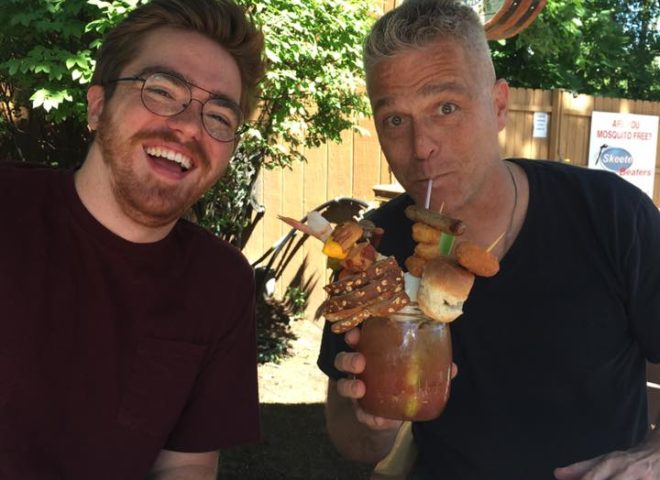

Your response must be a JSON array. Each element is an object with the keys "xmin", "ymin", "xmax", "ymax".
[{"xmin": 417, "ymin": 257, "xmax": 475, "ymax": 322}]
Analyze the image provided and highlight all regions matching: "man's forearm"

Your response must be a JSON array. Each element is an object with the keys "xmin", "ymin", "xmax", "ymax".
[
  {"xmin": 325, "ymin": 380, "xmax": 399, "ymax": 464},
  {"xmin": 147, "ymin": 465, "xmax": 217, "ymax": 480},
  {"xmin": 147, "ymin": 450, "xmax": 219, "ymax": 480}
]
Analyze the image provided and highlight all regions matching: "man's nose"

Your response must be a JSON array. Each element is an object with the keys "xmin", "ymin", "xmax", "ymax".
[
  {"xmin": 412, "ymin": 118, "xmax": 439, "ymax": 161},
  {"xmin": 165, "ymin": 98, "xmax": 204, "ymax": 139}
]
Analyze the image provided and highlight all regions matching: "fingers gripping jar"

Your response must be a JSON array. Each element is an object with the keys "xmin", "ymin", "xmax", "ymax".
[{"xmin": 357, "ymin": 306, "xmax": 452, "ymax": 422}]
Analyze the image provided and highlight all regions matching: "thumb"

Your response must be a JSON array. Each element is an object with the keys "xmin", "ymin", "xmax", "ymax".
[{"xmin": 554, "ymin": 457, "xmax": 598, "ymax": 480}]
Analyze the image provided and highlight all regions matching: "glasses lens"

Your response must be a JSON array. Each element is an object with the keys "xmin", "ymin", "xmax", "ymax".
[
  {"xmin": 203, "ymin": 99, "xmax": 242, "ymax": 142},
  {"xmin": 142, "ymin": 73, "xmax": 189, "ymax": 116}
]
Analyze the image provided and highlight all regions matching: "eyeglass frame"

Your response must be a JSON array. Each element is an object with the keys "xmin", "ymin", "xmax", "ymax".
[{"xmin": 104, "ymin": 69, "xmax": 245, "ymax": 143}]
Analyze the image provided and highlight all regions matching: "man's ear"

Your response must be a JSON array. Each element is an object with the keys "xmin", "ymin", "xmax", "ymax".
[
  {"xmin": 492, "ymin": 79, "xmax": 509, "ymax": 132},
  {"xmin": 86, "ymin": 85, "xmax": 105, "ymax": 131}
]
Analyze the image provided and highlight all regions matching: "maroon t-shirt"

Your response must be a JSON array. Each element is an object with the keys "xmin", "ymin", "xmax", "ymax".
[{"xmin": 0, "ymin": 163, "xmax": 259, "ymax": 479}]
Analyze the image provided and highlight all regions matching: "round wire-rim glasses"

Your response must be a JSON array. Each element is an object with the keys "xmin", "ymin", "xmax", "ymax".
[{"xmin": 107, "ymin": 71, "xmax": 245, "ymax": 143}]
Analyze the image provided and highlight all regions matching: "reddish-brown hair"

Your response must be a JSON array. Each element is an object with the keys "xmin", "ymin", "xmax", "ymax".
[{"xmin": 91, "ymin": 0, "xmax": 265, "ymax": 115}]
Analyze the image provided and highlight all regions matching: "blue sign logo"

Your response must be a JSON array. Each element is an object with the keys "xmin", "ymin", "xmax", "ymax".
[{"xmin": 598, "ymin": 147, "xmax": 634, "ymax": 172}]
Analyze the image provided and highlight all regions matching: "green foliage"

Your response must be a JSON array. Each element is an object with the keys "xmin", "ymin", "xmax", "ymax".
[
  {"xmin": 242, "ymin": 0, "xmax": 373, "ymax": 168},
  {"xmin": 0, "ymin": 0, "xmax": 151, "ymax": 165},
  {"xmin": 255, "ymin": 294, "xmax": 297, "ymax": 364},
  {"xmin": 254, "ymin": 285, "xmax": 309, "ymax": 364},
  {"xmin": 2, "ymin": 1, "xmax": 95, "ymax": 124},
  {"xmin": 284, "ymin": 286, "xmax": 308, "ymax": 321},
  {"xmin": 491, "ymin": 0, "xmax": 660, "ymax": 100}
]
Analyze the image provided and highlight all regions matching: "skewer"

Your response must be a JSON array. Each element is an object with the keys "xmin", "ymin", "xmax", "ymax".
[
  {"xmin": 277, "ymin": 215, "xmax": 320, "ymax": 239},
  {"xmin": 486, "ymin": 231, "xmax": 506, "ymax": 252}
]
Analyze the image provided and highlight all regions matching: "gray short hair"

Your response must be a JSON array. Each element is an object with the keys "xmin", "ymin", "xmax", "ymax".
[{"xmin": 364, "ymin": 0, "xmax": 493, "ymax": 85}]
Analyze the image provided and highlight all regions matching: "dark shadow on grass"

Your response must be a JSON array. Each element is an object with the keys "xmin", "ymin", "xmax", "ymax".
[{"xmin": 219, "ymin": 403, "xmax": 373, "ymax": 480}]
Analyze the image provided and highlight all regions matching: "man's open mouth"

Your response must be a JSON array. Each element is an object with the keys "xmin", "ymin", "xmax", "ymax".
[{"xmin": 145, "ymin": 146, "xmax": 192, "ymax": 172}]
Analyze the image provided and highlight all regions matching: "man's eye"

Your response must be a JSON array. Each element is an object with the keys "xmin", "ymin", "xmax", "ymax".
[
  {"xmin": 145, "ymin": 86, "xmax": 176, "ymax": 100},
  {"xmin": 384, "ymin": 115, "xmax": 404, "ymax": 127},
  {"xmin": 438, "ymin": 103, "xmax": 457, "ymax": 115},
  {"xmin": 206, "ymin": 112, "xmax": 232, "ymax": 128}
]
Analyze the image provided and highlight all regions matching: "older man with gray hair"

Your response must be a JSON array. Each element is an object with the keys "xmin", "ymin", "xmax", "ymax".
[{"xmin": 317, "ymin": 1, "xmax": 660, "ymax": 478}]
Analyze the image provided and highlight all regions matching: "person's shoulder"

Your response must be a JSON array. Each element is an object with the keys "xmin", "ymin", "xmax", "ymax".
[
  {"xmin": 0, "ymin": 161, "xmax": 69, "ymax": 198},
  {"xmin": 513, "ymin": 158, "xmax": 644, "ymax": 200},
  {"xmin": 366, "ymin": 194, "xmax": 414, "ymax": 227},
  {"xmin": 0, "ymin": 160, "xmax": 63, "ymax": 177},
  {"xmin": 175, "ymin": 220, "xmax": 253, "ymax": 277}
]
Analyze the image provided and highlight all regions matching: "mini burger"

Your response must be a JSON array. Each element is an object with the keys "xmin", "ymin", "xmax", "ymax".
[{"xmin": 417, "ymin": 257, "xmax": 475, "ymax": 323}]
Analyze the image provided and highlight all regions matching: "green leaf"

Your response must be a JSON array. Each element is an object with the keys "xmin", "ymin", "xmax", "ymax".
[{"xmin": 30, "ymin": 89, "xmax": 48, "ymax": 108}]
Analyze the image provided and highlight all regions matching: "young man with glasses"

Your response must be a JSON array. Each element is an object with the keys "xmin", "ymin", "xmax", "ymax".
[{"xmin": 0, "ymin": 1, "xmax": 264, "ymax": 478}]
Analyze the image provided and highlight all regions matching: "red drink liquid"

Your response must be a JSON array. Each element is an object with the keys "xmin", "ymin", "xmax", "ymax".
[{"xmin": 357, "ymin": 310, "xmax": 452, "ymax": 421}]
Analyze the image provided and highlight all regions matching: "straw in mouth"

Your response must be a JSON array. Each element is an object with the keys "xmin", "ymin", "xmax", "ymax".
[{"xmin": 424, "ymin": 178, "xmax": 432, "ymax": 209}]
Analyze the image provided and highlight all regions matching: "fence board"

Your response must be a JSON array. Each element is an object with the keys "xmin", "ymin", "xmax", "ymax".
[
  {"xmin": 353, "ymin": 118, "xmax": 382, "ymax": 200},
  {"xmin": 301, "ymin": 144, "xmax": 330, "ymax": 312},
  {"xmin": 277, "ymin": 156, "xmax": 306, "ymax": 297},
  {"xmin": 328, "ymin": 130, "xmax": 354, "ymax": 200}
]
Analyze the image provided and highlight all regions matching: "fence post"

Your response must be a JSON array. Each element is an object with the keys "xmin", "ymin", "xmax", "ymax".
[{"xmin": 548, "ymin": 89, "xmax": 564, "ymax": 161}]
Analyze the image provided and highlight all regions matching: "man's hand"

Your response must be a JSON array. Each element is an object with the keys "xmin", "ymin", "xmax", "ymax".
[
  {"xmin": 334, "ymin": 327, "xmax": 403, "ymax": 431},
  {"xmin": 333, "ymin": 327, "xmax": 458, "ymax": 431},
  {"xmin": 554, "ymin": 437, "xmax": 660, "ymax": 480},
  {"xmin": 147, "ymin": 450, "xmax": 218, "ymax": 480},
  {"xmin": 326, "ymin": 326, "xmax": 458, "ymax": 463}
]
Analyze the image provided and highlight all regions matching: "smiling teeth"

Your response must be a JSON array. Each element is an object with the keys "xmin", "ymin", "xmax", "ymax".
[{"xmin": 145, "ymin": 147, "xmax": 192, "ymax": 171}]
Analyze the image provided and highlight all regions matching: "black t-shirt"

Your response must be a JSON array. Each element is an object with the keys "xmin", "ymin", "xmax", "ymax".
[
  {"xmin": 318, "ymin": 159, "xmax": 660, "ymax": 480},
  {"xmin": 0, "ymin": 163, "xmax": 260, "ymax": 479}
]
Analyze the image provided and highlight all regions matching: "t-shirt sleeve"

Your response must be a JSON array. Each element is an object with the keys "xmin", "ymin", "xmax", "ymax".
[
  {"xmin": 317, "ymin": 319, "xmax": 354, "ymax": 380},
  {"xmin": 626, "ymin": 194, "xmax": 660, "ymax": 362},
  {"xmin": 164, "ymin": 264, "xmax": 260, "ymax": 451}
]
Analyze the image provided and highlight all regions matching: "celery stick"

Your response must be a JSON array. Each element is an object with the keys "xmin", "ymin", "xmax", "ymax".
[{"xmin": 439, "ymin": 233, "xmax": 455, "ymax": 256}]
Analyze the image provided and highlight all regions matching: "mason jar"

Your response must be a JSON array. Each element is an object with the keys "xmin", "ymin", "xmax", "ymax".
[{"xmin": 357, "ymin": 307, "xmax": 452, "ymax": 421}]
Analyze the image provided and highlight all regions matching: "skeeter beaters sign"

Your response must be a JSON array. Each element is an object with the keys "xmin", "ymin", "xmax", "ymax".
[{"xmin": 588, "ymin": 111, "xmax": 659, "ymax": 199}]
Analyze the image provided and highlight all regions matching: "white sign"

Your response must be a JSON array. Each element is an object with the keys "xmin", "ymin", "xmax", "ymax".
[
  {"xmin": 587, "ymin": 111, "xmax": 659, "ymax": 199},
  {"xmin": 533, "ymin": 112, "xmax": 548, "ymax": 138}
]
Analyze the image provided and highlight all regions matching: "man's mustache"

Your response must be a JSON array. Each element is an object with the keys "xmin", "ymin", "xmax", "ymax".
[{"xmin": 131, "ymin": 129, "xmax": 208, "ymax": 167}]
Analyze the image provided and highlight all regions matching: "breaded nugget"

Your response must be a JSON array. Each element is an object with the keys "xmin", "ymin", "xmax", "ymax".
[
  {"xmin": 412, "ymin": 222, "xmax": 441, "ymax": 244},
  {"xmin": 414, "ymin": 242, "xmax": 441, "ymax": 260},
  {"xmin": 455, "ymin": 241, "xmax": 500, "ymax": 277},
  {"xmin": 404, "ymin": 255, "xmax": 427, "ymax": 277}
]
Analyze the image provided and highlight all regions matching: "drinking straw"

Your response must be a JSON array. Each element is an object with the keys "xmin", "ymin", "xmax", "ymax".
[
  {"xmin": 424, "ymin": 178, "xmax": 454, "ymax": 255},
  {"xmin": 424, "ymin": 178, "xmax": 432, "ymax": 209}
]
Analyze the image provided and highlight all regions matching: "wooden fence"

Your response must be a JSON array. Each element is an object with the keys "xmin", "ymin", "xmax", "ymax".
[{"xmin": 243, "ymin": 88, "xmax": 660, "ymax": 316}]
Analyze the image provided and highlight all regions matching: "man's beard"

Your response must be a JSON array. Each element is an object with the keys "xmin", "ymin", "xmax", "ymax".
[{"xmin": 95, "ymin": 108, "xmax": 210, "ymax": 228}]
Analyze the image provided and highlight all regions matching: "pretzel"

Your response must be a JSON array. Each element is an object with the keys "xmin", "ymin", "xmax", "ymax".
[
  {"xmin": 330, "ymin": 291, "xmax": 410, "ymax": 333},
  {"xmin": 331, "ymin": 310, "xmax": 371, "ymax": 333},
  {"xmin": 319, "ymin": 269, "xmax": 404, "ymax": 315},
  {"xmin": 365, "ymin": 290, "xmax": 410, "ymax": 317},
  {"xmin": 323, "ymin": 285, "xmax": 402, "ymax": 321},
  {"xmin": 323, "ymin": 257, "xmax": 400, "ymax": 296}
]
